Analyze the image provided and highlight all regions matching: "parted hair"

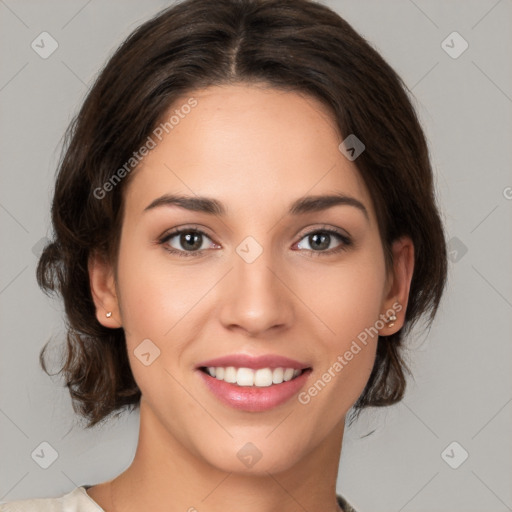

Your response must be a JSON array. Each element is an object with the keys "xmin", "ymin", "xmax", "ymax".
[{"xmin": 36, "ymin": 0, "xmax": 448, "ymax": 428}]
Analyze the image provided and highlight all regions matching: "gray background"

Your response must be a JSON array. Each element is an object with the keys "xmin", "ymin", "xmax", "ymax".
[{"xmin": 1, "ymin": 1, "xmax": 511, "ymax": 511}]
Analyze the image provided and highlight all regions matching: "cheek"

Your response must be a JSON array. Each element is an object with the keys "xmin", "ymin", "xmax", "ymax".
[
  {"xmin": 114, "ymin": 241, "xmax": 195, "ymax": 404},
  {"xmin": 114, "ymin": 237, "xmax": 222, "ymax": 397},
  {"xmin": 293, "ymin": 246, "xmax": 386, "ymax": 410},
  {"xmin": 115, "ymin": 236, "xmax": 205, "ymax": 338},
  {"xmin": 296, "ymin": 244, "xmax": 387, "ymax": 347}
]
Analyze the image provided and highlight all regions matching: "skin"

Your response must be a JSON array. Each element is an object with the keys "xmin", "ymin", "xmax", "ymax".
[{"xmin": 88, "ymin": 83, "xmax": 414, "ymax": 512}]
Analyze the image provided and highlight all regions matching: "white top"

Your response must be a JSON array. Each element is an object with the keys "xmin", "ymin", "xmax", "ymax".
[
  {"xmin": 0, "ymin": 486, "xmax": 357, "ymax": 512},
  {"xmin": 0, "ymin": 487, "xmax": 103, "ymax": 512}
]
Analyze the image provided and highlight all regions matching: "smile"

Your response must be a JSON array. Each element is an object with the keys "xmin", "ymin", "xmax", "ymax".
[
  {"xmin": 197, "ymin": 366, "xmax": 313, "ymax": 412},
  {"xmin": 200, "ymin": 366, "xmax": 306, "ymax": 387}
]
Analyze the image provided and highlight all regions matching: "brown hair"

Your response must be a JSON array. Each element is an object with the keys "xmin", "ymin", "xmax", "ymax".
[{"xmin": 37, "ymin": 0, "xmax": 448, "ymax": 429}]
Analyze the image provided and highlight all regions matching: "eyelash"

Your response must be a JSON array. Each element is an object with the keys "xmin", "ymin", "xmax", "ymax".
[{"xmin": 157, "ymin": 226, "xmax": 353, "ymax": 258}]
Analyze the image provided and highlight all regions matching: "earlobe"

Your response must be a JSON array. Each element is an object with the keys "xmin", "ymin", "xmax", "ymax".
[
  {"xmin": 381, "ymin": 236, "xmax": 415, "ymax": 334},
  {"xmin": 88, "ymin": 251, "xmax": 121, "ymax": 328}
]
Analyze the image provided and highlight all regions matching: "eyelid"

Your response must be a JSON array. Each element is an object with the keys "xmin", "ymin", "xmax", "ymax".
[
  {"xmin": 158, "ymin": 224, "xmax": 215, "ymax": 242},
  {"xmin": 295, "ymin": 223, "xmax": 350, "ymax": 240}
]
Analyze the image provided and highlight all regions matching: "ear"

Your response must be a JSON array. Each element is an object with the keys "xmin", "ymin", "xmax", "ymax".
[
  {"xmin": 88, "ymin": 250, "xmax": 122, "ymax": 328},
  {"xmin": 379, "ymin": 236, "xmax": 415, "ymax": 335}
]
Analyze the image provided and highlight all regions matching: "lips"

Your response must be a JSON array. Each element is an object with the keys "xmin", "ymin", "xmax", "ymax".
[
  {"xmin": 196, "ymin": 353, "xmax": 311, "ymax": 371},
  {"xmin": 195, "ymin": 353, "xmax": 313, "ymax": 411}
]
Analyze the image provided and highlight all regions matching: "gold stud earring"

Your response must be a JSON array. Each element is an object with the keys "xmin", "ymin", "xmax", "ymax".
[
  {"xmin": 106, "ymin": 311, "xmax": 112, "ymax": 318},
  {"xmin": 386, "ymin": 313, "xmax": 397, "ymax": 328}
]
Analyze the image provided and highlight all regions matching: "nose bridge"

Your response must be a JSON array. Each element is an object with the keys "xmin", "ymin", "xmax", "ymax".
[{"xmin": 218, "ymin": 234, "xmax": 293, "ymax": 335}]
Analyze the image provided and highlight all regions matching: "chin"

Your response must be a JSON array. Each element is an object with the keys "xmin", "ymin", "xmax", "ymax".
[{"xmin": 195, "ymin": 435, "xmax": 307, "ymax": 476}]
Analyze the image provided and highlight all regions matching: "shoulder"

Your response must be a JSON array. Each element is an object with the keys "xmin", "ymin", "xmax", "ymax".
[{"xmin": 0, "ymin": 486, "xmax": 104, "ymax": 512}]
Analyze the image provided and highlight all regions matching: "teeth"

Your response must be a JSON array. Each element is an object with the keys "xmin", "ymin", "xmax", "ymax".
[
  {"xmin": 283, "ymin": 368, "xmax": 295, "ymax": 382},
  {"xmin": 272, "ymin": 367, "xmax": 284, "ymax": 384},
  {"xmin": 224, "ymin": 366, "xmax": 237, "ymax": 383},
  {"xmin": 205, "ymin": 366, "xmax": 303, "ymax": 387}
]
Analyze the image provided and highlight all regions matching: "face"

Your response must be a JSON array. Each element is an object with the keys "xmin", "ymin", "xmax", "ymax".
[{"xmin": 93, "ymin": 83, "xmax": 410, "ymax": 475}]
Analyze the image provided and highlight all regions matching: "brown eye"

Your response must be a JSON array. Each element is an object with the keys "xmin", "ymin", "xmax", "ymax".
[
  {"xmin": 173, "ymin": 231, "xmax": 204, "ymax": 251},
  {"xmin": 159, "ymin": 228, "xmax": 216, "ymax": 257},
  {"xmin": 295, "ymin": 229, "xmax": 352, "ymax": 256}
]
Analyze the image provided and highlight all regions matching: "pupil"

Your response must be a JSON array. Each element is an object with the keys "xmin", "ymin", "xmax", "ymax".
[
  {"xmin": 311, "ymin": 233, "xmax": 329, "ymax": 250},
  {"xmin": 182, "ymin": 232, "xmax": 201, "ymax": 250}
]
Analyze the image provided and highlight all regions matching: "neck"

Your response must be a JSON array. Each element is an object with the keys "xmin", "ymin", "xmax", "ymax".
[{"xmin": 105, "ymin": 399, "xmax": 345, "ymax": 512}]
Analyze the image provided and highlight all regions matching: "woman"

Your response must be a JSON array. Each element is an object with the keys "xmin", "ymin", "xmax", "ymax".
[{"xmin": 1, "ymin": 0, "xmax": 447, "ymax": 510}]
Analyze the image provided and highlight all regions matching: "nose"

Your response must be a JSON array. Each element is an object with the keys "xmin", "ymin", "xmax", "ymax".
[{"xmin": 218, "ymin": 245, "xmax": 295, "ymax": 337}]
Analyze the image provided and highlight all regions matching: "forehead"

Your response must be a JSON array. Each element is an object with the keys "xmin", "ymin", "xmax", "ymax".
[{"xmin": 123, "ymin": 84, "xmax": 375, "ymax": 224}]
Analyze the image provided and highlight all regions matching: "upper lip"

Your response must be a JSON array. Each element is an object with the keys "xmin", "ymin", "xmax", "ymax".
[{"xmin": 196, "ymin": 354, "xmax": 311, "ymax": 370}]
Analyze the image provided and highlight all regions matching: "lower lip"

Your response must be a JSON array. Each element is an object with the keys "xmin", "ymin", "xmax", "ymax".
[{"xmin": 197, "ymin": 368, "xmax": 312, "ymax": 412}]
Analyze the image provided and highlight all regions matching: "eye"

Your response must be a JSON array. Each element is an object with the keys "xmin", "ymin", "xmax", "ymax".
[
  {"xmin": 295, "ymin": 228, "xmax": 352, "ymax": 256},
  {"xmin": 158, "ymin": 227, "xmax": 218, "ymax": 258},
  {"xmin": 158, "ymin": 226, "xmax": 352, "ymax": 258}
]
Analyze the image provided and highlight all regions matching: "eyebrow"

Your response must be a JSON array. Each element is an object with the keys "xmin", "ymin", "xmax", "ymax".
[{"xmin": 143, "ymin": 193, "xmax": 369, "ymax": 221}]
